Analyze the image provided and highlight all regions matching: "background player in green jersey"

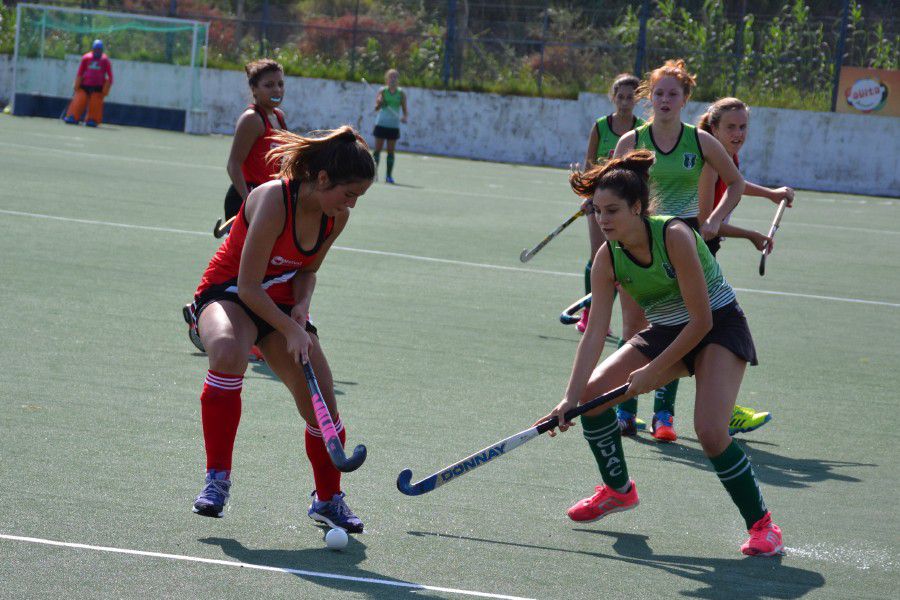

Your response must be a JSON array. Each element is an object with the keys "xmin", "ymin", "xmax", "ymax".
[
  {"xmin": 576, "ymin": 74, "xmax": 644, "ymax": 333},
  {"xmin": 540, "ymin": 150, "xmax": 784, "ymax": 557},
  {"xmin": 372, "ymin": 68, "xmax": 409, "ymax": 184},
  {"xmin": 611, "ymin": 59, "xmax": 762, "ymax": 442}
]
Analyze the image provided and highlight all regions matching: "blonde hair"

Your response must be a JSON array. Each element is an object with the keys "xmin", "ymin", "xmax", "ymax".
[
  {"xmin": 698, "ymin": 97, "xmax": 749, "ymax": 133},
  {"xmin": 268, "ymin": 125, "xmax": 375, "ymax": 186},
  {"xmin": 636, "ymin": 58, "xmax": 697, "ymax": 101},
  {"xmin": 570, "ymin": 150, "xmax": 658, "ymax": 216}
]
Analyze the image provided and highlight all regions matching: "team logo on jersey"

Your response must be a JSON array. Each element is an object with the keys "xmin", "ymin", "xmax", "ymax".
[
  {"xmin": 663, "ymin": 262, "xmax": 676, "ymax": 279},
  {"xmin": 682, "ymin": 153, "xmax": 697, "ymax": 169},
  {"xmin": 271, "ymin": 255, "xmax": 302, "ymax": 267}
]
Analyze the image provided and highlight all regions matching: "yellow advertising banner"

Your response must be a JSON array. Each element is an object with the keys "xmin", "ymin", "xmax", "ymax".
[{"xmin": 836, "ymin": 66, "xmax": 900, "ymax": 117}]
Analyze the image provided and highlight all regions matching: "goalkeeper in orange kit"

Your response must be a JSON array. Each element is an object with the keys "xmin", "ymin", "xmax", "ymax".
[{"xmin": 64, "ymin": 39, "xmax": 114, "ymax": 127}]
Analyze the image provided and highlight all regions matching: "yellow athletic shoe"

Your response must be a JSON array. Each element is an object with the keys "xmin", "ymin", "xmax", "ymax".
[{"xmin": 729, "ymin": 404, "xmax": 771, "ymax": 435}]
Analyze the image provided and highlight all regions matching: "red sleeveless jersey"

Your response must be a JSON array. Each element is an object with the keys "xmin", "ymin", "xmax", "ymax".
[
  {"xmin": 196, "ymin": 179, "xmax": 335, "ymax": 305},
  {"xmin": 714, "ymin": 153, "xmax": 740, "ymax": 207},
  {"xmin": 241, "ymin": 105, "xmax": 288, "ymax": 186}
]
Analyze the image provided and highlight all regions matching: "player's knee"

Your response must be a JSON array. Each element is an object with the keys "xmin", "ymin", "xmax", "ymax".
[
  {"xmin": 694, "ymin": 419, "xmax": 729, "ymax": 456},
  {"xmin": 204, "ymin": 337, "xmax": 249, "ymax": 374}
]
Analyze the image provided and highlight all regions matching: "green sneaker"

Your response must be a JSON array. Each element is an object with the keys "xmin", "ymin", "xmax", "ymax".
[{"xmin": 729, "ymin": 404, "xmax": 771, "ymax": 435}]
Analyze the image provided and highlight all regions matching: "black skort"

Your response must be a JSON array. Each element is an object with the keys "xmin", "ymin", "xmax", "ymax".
[
  {"xmin": 191, "ymin": 289, "xmax": 317, "ymax": 345},
  {"xmin": 223, "ymin": 182, "xmax": 260, "ymax": 221},
  {"xmin": 373, "ymin": 125, "xmax": 400, "ymax": 140},
  {"xmin": 627, "ymin": 301, "xmax": 757, "ymax": 375}
]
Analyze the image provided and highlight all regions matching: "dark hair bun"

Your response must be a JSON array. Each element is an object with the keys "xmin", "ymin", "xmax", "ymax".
[{"xmin": 613, "ymin": 149, "xmax": 655, "ymax": 178}]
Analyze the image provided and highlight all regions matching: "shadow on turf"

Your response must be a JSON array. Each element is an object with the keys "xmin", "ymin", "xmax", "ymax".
[
  {"xmin": 380, "ymin": 181, "xmax": 422, "ymax": 189},
  {"xmin": 627, "ymin": 435, "xmax": 875, "ymax": 489},
  {"xmin": 408, "ymin": 530, "xmax": 825, "ymax": 599},
  {"xmin": 199, "ymin": 536, "xmax": 436, "ymax": 598}
]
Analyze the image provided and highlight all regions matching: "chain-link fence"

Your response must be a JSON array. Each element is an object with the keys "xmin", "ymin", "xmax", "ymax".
[{"xmin": 2, "ymin": 0, "xmax": 897, "ymax": 111}]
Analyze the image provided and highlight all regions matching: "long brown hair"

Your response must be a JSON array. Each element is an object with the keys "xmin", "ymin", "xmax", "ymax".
[
  {"xmin": 268, "ymin": 125, "xmax": 375, "ymax": 186},
  {"xmin": 570, "ymin": 150, "xmax": 657, "ymax": 216},
  {"xmin": 698, "ymin": 97, "xmax": 749, "ymax": 133}
]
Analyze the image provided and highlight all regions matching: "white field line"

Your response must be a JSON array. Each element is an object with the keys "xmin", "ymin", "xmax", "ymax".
[
  {"xmin": 2, "ymin": 140, "xmax": 897, "ymax": 212},
  {"xmin": 1, "ymin": 208, "xmax": 898, "ymax": 309},
  {"xmin": 0, "ymin": 533, "xmax": 535, "ymax": 600}
]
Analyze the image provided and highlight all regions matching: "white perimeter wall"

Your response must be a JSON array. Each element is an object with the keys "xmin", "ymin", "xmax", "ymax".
[{"xmin": 3, "ymin": 55, "xmax": 898, "ymax": 196}]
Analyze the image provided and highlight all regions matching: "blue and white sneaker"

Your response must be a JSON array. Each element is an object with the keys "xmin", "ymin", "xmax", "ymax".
[
  {"xmin": 308, "ymin": 491, "xmax": 364, "ymax": 533},
  {"xmin": 616, "ymin": 408, "xmax": 638, "ymax": 437},
  {"xmin": 192, "ymin": 470, "xmax": 231, "ymax": 518}
]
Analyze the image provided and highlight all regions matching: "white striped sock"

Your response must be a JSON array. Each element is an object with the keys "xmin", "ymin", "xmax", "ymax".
[{"xmin": 205, "ymin": 371, "xmax": 243, "ymax": 391}]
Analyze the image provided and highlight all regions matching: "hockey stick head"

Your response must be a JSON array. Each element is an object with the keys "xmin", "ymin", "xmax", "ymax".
[
  {"xmin": 213, "ymin": 216, "xmax": 235, "ymax": 239},
  {"xmin": 519, "ymin": 249, "xmax": 532, "ymax": 262},
  {"xmin": 560, "ymin": 293, "xmax": 592, "ymax": 325},
  {"xmin": 331, "ymin": 440, "xmax": 368, "ymax": 472},
  {"xmin": 396, "ymin": 469, "xmax": 437, "ymax": 496}
]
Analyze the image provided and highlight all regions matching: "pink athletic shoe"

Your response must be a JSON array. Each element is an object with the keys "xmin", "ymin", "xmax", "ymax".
[
  {"xmin": 567, "ymin": 481, "xmax": 639, "ymax": 522},
  {"xmin": 249, "ymin": 345, "xmax": 265, "ymax": 362},
  {"xmin": 741, "ymin": 512, "xmax": 784, "ymax": 556},
  {"xmin": 575, "ymin": 306, "xmax": 590, "ymax": 333}
]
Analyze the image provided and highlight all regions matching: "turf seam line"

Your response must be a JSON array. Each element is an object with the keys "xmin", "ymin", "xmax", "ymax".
[
  {"xmin": 1, "ymin": 208, "xmax": 898, "ymax": 309},
  {"xmin": 0, "ymin": 533, "xmax": 536, "ymax": 600}
]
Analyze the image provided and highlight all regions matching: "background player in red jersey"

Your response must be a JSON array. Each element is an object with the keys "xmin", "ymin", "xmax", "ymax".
[
  {"xmin": 186, "ymin": 59, "xmax": 288, "ymax": 359},
  {"xmin": 63, "ymin": 39, "xmax": 113, "ymax": 127},
  {"xmin": 697, "ymin": 97, "xmax": 795, "ymax": 257},
  {"xmin": 186, "ymin": 125, "xmax": 374, "ymax": 532},
  {"xmin": 223, "ymin": 59, "xmax": 289, "ymax": 224}
]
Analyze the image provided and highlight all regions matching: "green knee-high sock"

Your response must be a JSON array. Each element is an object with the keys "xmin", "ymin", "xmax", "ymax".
[
  {"xmin": 373, "ymin": 151, "xmax": 380, "ymax": 174},
  {"xmin": 386, "ymin": 153, "xmax": 395, "ymax": 178},
  {"xmin": 617, "ymin": 339, "xmax": 638, "ymax": 415},
  {"xmin": 709, "ymin": 440, "xmax": 768, "ymax": 529},
  {"xmin": 584, "ymin": 260, "xmax": 592, "ymax": 295},
  {"xmin": 581, "ymin": 409, "xmax": 630, "ymax": 490},
  {"xmin": 653, "ymin": 379, "xmax": 678, "ymax": 415}
]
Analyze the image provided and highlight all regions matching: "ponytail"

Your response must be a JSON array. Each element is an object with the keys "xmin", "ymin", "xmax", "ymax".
[
  {"xmin": 268, "ymin": 125, "xmax": 375, "ymax": 186},
  {"xmin": 570, "ymin": 150, "xmax": 656, "ymax": 215}
]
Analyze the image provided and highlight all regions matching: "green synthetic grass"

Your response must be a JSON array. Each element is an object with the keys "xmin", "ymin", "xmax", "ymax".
[{"xmin": 0, "ymin": 115, "xmax": 898, "ymax": 599}]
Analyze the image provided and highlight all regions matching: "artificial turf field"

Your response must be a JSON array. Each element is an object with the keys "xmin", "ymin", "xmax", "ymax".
[{"xmin": 0, "ymin": 115, "xmax": 898, "ymax": 600}]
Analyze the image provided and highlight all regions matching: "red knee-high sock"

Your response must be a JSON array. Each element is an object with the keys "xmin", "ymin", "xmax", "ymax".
[
  {"xmin": 200, "ymin": 370, "xmax": 243, "ymax": 475},
  {"xmin": 305, "ymin": 418, "xmax": 346, "ymax": 500}
]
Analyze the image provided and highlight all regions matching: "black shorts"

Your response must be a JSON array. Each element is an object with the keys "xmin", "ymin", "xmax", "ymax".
[
  {"xmin": 223, "ymin": 182, "xmax": 259, "ymax": 221},
  {"xmin": 705, "ymin": 237, "xmax": 722, "ymax": 256},
  {"xmin": 190, "ymin": 290, "xmax": 317, "ymax": 345},
  {"xmin": 373, "ymin": 125, "xmax": 400, "ymax": 140},
  {"xmin": 678, "ymin": 216, "xmax": 722, "ymax": 256},
  {"xmin": 627, "ymin": 301, "xmax": 757, "ymax": 375}
]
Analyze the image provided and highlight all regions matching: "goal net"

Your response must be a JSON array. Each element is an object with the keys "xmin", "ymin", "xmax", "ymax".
[{"xmin": 12, "ymin": 3, "xmax": 210, "ymax": 133}]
